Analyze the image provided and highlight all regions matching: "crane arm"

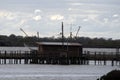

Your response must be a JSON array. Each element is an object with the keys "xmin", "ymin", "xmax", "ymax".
[
  {"xmin": 76, "ymin": 26, "xmax": 81, "ymax": 37},
  {"xmin": 20, "ymin": 28, "xmax": 29, "ymax": 37},
  {"xmin": 20, "ymin": 28, "xmax": 33, "ymax": 50}
]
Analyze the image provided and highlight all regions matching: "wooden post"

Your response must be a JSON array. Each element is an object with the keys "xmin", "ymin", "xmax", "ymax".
[
  {"xmin": 9, "ymin": 53, "xmax": 11, "ymax": 64},
  {"xmin": 119, "ymin": 53, "xmax": 120, "ymax": 66},
  {"xmin": 103, "ymin": 52, "xmax": 106, "ymax": 65},
  {"xmin": 116, "ymin": 47, "xmax": 119, "ymax": 65},
  {"xmin": 0, "ymin": 51, "xmax": 1, "ymax": 64},
  {"xmin": 99, "ymin": 52, "xmax": 102, "ymax": 65},
  {"xmin": 11, "ymin": 52, "xmax": 13, "ymax": 64},
  {"xmin": 86, "ymin": 51, "xmax": 90, "ymax": 65},
  {"xmin": 111, "ymin": 53, "xmax": 114, "ymax": 66},
  {"xmin": 19, "ymin": 51, "xmax": 21, "ymax": 64},
  {"xmin": 94, "ymin": 52, "xmax": 96, "ymax": 65},
  {"xmin": 4, "ymin": 51, "xmax": 7, "ymax": 64}
]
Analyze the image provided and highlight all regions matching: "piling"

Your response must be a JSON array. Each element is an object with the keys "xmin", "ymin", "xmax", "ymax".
[
  {"xmin": 94, "ymin": 52, "xmax": 97, "ymax": 65},
  {"xmin": 0, "ymin": 49, "xmax": 118, "ymax": 66},
  {"xmin": 0, "ymin": 51, "xmax": 1, "ymax": 64},
  {"xmin": 103, "ymin": 52, "xmax": 106, "ymax": 65},
  {"xmin": 4, "ymin": 51, "xmax": 7, "ymax": 64}
]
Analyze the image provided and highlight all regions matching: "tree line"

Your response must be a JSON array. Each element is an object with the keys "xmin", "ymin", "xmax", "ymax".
[{"xmin": 0, "ymin": 34, "xmax": 120, "ymax": 48}]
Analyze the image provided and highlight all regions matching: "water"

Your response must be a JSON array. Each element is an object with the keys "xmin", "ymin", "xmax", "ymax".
[
  {"xmin": 0, "ymin": 47, "xmax": 37, "ymax": 53},
  {"xmin": 0, "ymin": 47, "xmax": 119, "ymax": 80},
  {"xmin": 0, "ymin": 64, "xmax": 119, "ymax": 80},
  {"xmin": 83, "ymin": 48, "xmax": 119, "ymax": 53}
]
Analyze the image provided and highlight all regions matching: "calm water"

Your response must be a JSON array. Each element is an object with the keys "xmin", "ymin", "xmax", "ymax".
[
  {"xmin": 0, "ymin": 64, "xmax": 119, "ymax": 80},
  {"xmin": 0, "ymin": 47, "xmax": 37, "ymax": 53},
  {"xmin": 0, "ymin": 47, "xmax": 119, "ymax": 80},
  {"xmin": 83, "ymin": 48, "xmax": 119, "ymax": 53}
]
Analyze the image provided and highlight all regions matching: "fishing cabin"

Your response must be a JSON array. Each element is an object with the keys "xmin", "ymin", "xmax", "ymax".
[
  {"xmin": 31, "ymin": 22, "xmax": 84, "ymax": 64},
  {"xmin": 34, "ymin": 42, "xmax": 83, "ymax": 64}
]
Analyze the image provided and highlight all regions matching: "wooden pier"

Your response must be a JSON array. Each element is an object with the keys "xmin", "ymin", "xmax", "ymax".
[
  {"xmin": 83, "ymin": 51, "xmax": 120, "ymax": 66},
  {"xmin": 0, "ymin": 50, "xmax": 88, "ymax": 65},
  {"xmin": 0, "ymin": 50, "xmax": 119, "ymax": 66}
]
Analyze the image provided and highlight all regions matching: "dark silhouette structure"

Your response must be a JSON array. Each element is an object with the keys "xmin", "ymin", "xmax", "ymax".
[
  {"xmin": 35, "ymin": 42, "xmax": 83, "ymax": 64},
  {"xmin": 97, "ymin": 70, "xmax": 120, "ymax": 80}
]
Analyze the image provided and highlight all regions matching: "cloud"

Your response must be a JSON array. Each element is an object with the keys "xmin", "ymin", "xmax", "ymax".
[
  {"xmin": 69, "ymin": 2, "xmax": 84, "ymax": 6},
  {"xmin": 50, "ymin": 14, "xmax": 64, "ymax": 21},
  {"xmin": 83, "ymin": 19, "xmax": 89, "ymax": 22},
  {"xmin": 103, "ymin": 18, "xmax": 109, "ymax": 23},
  {"xmin": 33, "ymin": 15, "xmax": 42, "ymax": 21},
  {"xmin": 0, "ymin": 10, "xmax": 43, "ymax": 36},
  {"xmin": 17, "ymin": 19, "xmax": 27, "ymax": 27},
  {"xmin": 87, "ymin": 14, "xmax": 98, "ymax": 20},
  {"xmin": 68, "ymin": 8, "xmax": 72, "ymax": 11},
  {"xmin": 0, "ymin": 0, "xmax": 120, "ymax": 39},
  {"xmin": 0, "ymin": 10, "xmax": 16, "ymax": 20},
  {"xmin": 34, "ymin": 9, "xmax": 42, "ymax": 14},
  {"xmin": 113, "ymin": 14, "xmax": 119, "ymax": 17}
]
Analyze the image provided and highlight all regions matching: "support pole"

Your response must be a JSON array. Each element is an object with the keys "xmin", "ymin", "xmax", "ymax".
[{"xmin": 62, "ymin": 22, "xmax": 64, "ymax": 46}]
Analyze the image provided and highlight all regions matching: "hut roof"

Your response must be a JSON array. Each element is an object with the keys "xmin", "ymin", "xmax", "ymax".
[{"xmin": 36, "ymin": 42, "xmax": 82, "ymax": 46}]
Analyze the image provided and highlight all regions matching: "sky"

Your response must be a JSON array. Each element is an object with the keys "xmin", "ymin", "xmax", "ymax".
[{"xmin": 0, "ymin": 0, "xmax": 120, "ymax": 39}]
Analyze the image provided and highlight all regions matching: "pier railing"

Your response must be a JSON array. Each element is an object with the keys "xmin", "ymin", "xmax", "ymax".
[
  {"xmin": 83, "ymin": 51, "xmax": 120, "ymax": 66},
  {"xmin": 0, "ymin": 50, "xmax": 119, "ymax": 66}
]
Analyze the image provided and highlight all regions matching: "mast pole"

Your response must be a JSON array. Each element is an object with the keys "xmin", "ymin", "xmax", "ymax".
[{"xmin": 62, "ymin": 22, "xmax": 64, "ymax": 45}]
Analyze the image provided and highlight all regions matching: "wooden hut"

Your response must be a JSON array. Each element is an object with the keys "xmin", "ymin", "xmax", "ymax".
[{"xmin": 34, "ymin": 42, "xmax": 83, "ymax": 64}]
